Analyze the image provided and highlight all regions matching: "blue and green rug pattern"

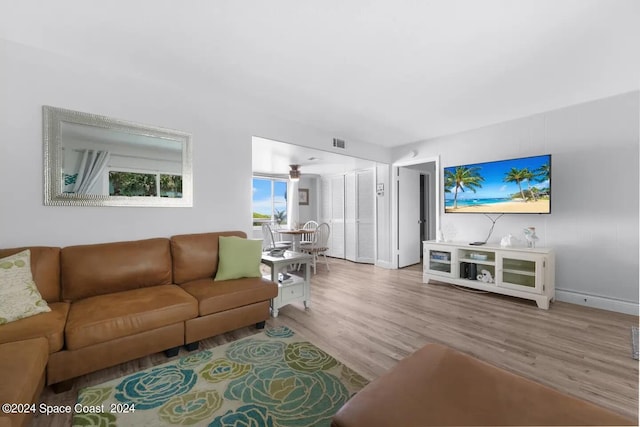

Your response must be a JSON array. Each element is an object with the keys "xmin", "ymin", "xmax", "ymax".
[{"xmin": 73, "ymin": 326, "xmax": 368, "ymax": 426}]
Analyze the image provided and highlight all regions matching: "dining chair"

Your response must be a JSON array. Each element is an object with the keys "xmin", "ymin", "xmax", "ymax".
[
  {"xmin": 261, "ymin": 223, "xmax": 291, "ymax": 251},
  {"xmin": 299, "ymin": 222, "xmax": 330, "ymax": 274},
  {"xmin": 301, "ymin": 221, "xmax": 319, "ymax": 244}
]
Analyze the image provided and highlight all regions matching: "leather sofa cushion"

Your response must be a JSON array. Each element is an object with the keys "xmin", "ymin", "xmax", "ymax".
[
  {"xmin": 0, "ymin": 302, "xmax": 69, "ymax": 353},
  {"xmin": 180, "ymin": 277, "xmax": 278, "ymax": 316},
  {"xmin": 171, "ymin": 231, "xmax": 245, "ymax": 285},
  {"xmin": 332, "ymin": 343, "xmax": 634, "ymax": 426},
  {"xmin": 62, "ymin": 238, "xmax": 172, "ymax": 301},
  {"xmin": 65, "ymin": 285, "xmax": 197, "ymax": 350},
  {"xmin": 0, "ymin": 337, "xmax": 48, "ymax": 426},
  {"xmin": 0, "ymin": 246, "xmax": 61, "ymax": 303}
]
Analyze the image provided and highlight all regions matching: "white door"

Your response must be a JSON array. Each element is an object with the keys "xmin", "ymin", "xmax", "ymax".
[
  {"xmin": 320, "ymin": 175, "xmax": 346, "ymax": 259},
  {"xmin": 356, "ymin": 169, "xmax": 375, "ymax": 263},
  {"xmin": 398, "ymin": 167, "xmax": 421, "ymax": 267},
  {"xmin": 344, "ymin": 172, "xmax": 357, "ymax": 261},
  {"xmin": 329, "ymin": 175, "xmax": 345, "ymax": 258},
  {"xmin": 320, "ymin": 177, "xmax": 331, "ymax": 229}
]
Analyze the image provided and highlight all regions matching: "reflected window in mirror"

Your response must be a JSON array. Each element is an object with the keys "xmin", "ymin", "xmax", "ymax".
[{"xmin": 108, "ymin": 171, "xmax": 183, "ymax": 197}]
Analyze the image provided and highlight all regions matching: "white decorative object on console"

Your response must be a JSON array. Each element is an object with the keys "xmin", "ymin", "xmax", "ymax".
[
  {"xmin": 477, "ymin": 269, "xmax": 494, "ymax": 283},
  {"xmin": 523, "ymin": 227, "xmax": 539, "ymax": 248},
  {"xmin": 500, "ymin": 234, "xmax": 517, "ymax": 247},
  {"xmin": 423, "ymin": 241, "xmax": 555, "ymax": 309}
]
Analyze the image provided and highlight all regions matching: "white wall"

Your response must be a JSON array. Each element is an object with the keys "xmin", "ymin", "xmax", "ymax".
[
  {"xmin": 0, "ymin": 39, "xmax": 390, "ymax": 248},
  {"xmin": 297, "ymin": 175, "xmax": 319, "ymax": 225},
  {"xmin": 392, "ymin": 92, "xmax": 639, "ymax": 314}
]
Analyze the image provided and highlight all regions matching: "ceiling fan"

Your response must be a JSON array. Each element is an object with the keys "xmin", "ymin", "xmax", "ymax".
[{"xmin": 289, "ymin": 164, "xmax": 300, "ymax": 182}]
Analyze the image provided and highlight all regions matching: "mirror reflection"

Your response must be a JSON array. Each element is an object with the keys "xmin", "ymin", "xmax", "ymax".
[{"xmin": 44, "ymin": 106, "xmax": 192, "ymax": 207}]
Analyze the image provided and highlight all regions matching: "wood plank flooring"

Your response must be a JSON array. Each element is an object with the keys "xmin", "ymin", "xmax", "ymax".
[{"xmin": 31, "ymin": 259, "xmax": 639, "ymax": 426}]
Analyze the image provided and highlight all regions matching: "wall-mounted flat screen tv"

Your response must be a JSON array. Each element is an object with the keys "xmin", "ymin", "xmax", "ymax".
[{"xmin": 444, "ymin": 154, "xmax": 551, "ymax": 214}]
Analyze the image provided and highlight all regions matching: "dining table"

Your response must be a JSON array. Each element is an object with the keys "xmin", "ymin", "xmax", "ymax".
[{"xmin": 276, "ymin": 229, "xmax": 315, "ymax": 252}]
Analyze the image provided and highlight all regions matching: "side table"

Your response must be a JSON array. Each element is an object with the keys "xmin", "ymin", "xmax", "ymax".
[{"xmin": 261, "ymin": 250, "xmax": 313, "ymax": 317}]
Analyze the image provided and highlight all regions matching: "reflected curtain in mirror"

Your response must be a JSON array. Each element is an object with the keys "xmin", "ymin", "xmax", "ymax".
[{"xmin": 66, "ymin": 149, "xmax": 111, "ymax": 195}]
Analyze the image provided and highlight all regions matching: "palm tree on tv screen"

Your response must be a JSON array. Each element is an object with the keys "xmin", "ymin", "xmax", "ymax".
[
  {"xmin": 535, "ymin": 162, "xmax": 551, "ymax": 196},
  {"xmin": 520, "ymin": 168, "xmax": 538, "ymax": 201},
  {"xmin": 504, "ymin": 167, "xmax": 528, "ymax": 201},
  {"xmin": 444, "ymin": 166, "xmax": 484, "ymax": 209},
  {"xmin": 529, "ymin": 186, "xmax": 541, "ymax": 200},
  {"xmin": 536, "ymin": 162, "xmax": 550, "ymax": 181}
]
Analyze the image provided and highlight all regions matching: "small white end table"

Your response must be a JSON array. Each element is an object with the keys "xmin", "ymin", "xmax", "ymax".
[{"xmin": 261, "ymin": 250, "xmax": 313, "ymax": 317}]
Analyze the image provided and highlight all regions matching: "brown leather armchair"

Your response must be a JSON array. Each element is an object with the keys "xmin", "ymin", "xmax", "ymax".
[{"xmin": 332, "ymin": 343, "xmax": 634, "ymax": 426}]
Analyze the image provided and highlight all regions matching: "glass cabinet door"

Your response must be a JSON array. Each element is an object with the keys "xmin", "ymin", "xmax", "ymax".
[
  {"xmin": 426, "ymin": 249, "xmax": 453, "ymax": 276},
  {"xmin": 496, "ymin": 253, "xmax": 543, "ymax": 293}
]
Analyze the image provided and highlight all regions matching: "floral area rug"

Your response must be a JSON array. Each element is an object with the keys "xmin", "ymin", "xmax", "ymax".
[{"xmin": 72, "ymin": 326, "xmax": 368, "ymax": 426}]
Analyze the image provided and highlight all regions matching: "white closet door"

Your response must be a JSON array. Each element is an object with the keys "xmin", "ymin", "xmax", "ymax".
[
  {"xmin": 329, "ymin": 175, "xmax": 345, "ymax": 258},
  {"xmin": 320, "ymin": 170, "xmax": 375, "ymax": 263},
  {"xmin": 344, "ymin": 172, "xmax": 357, "ymax": 261},
  {"xmin": 320, "ymin": 177, "xmax": 335, "ymax": 257},
  {"xmin": 320, "ymin": 178, "xmax": 331, "ymax": 226},
  {"xmin": 356, "ymin": 169, "xmax": 375, "ymax": 263}
]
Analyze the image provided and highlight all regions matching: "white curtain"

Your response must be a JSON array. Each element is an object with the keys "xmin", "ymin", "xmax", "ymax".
[{"xmin": 72, "ymin": 149, "xmax": 111, "ymax": 195}]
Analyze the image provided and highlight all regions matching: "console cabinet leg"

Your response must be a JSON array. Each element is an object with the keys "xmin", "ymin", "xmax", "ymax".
[
  {"xmin": 536, "ymin": 299, "xmax": 550, "ymax": 309},
  {"xmin": 256, "ymin": 320, "xmax": 266, "ymax": 329}
]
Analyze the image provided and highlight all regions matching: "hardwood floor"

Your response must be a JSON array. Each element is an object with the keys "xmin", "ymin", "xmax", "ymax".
[{"xmin": 31, "ymin": 259, "xmax": 639, "ymax": 426}]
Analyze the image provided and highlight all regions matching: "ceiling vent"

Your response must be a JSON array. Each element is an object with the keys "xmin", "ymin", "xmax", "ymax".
[{"xmin": 332, "ymin": 138, "xmax": 346, "ymax": 149}]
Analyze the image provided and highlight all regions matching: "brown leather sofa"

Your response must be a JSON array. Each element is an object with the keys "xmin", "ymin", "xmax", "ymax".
[
  {"xmin": 171, "ymin": 232, "xmax": 277, "ymax": 346},
  {"xmin": 0, "ymin": 338, "xmax": 48, "ymax": 427},
  {"xmin": 0, "ymin": 247, "xmax": 68, "ymax": 355},
  {"xmin": 0, "ymin": 231, "xmax": 277, "ymax": 426},
  {"xmin": 46, "ymin": 236, "xmax": 199, "ymax": 386},
  {"xmin": 332, "ymin": 343, "xmax": 634, "ymax": 426}
]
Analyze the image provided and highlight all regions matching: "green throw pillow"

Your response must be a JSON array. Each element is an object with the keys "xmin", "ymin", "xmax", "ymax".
[
  {"xmin": 0, "ymin": 249, "xmax": 51, "ymax": 325},
  {"xmin": 214, "ymin": 236, "xmax": 262, "ymax": 281}
]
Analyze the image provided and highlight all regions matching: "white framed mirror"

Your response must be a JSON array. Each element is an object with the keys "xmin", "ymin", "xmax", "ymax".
[{"xmin": 43, "ymin": 106, "xmax": 193, "ymax": 207}]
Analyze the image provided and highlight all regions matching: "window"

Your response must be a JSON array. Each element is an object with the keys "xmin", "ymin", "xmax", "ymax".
[
  {"xmin": 252, "ymin": 177, "xmax": 288, "ymax": 226},
  {"xmin": 109, "ymin": 171, "xmax": 182, "ymax": 198}
]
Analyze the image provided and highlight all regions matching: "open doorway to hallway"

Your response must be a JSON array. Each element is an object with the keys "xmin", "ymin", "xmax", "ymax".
[{"xmin": 396, "ymin": 159, "xmax": 439, "ymax": 268}]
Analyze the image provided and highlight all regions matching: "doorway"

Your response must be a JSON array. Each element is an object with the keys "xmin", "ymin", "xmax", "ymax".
[
  {"xmin": 420, "ymin": 173, "xmax": 429, "ymax": 253},
  {"xmin": 394, "ymin": 157, "xmax": 439, "ymax": 269}
]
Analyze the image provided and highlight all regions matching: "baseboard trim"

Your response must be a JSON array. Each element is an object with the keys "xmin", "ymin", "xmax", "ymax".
[
  {"xmin": 375, "ymin": 260, "xmax": 394, "ymax": 269},
  {"xmin": 555, "ymin": 290, "xmax": 639, "ymax": 316}
]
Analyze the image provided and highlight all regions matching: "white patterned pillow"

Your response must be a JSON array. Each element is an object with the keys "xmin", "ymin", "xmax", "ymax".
[{"xmin": 0, "ymin": 249, "xmax": 51, "ymax": 324}]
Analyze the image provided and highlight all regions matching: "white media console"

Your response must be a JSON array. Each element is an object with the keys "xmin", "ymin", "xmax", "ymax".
[{"xmin": 423, "ymin": 241, "xmax": 555, "ymax": 309}]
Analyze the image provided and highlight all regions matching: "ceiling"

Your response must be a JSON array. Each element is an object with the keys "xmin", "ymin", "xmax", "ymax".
[
  {"xmin": 252, "ymin": 137, "xmax": 377, "ymax": 176},
  {"xmin": 1, "ymin": 0, "xmax": 638, "ymax": 150}
]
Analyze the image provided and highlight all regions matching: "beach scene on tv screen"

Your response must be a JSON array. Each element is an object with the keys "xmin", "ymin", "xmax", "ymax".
[{"xmin": 444, "ymin": 155, "xmax": 550, "ymax": 213}]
